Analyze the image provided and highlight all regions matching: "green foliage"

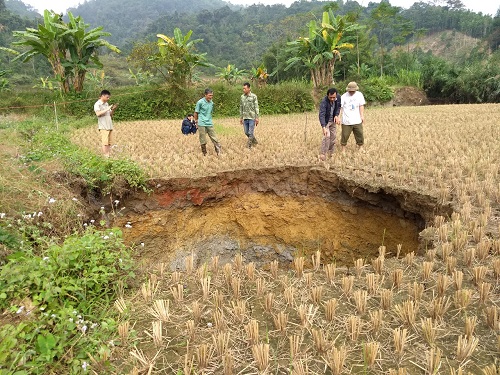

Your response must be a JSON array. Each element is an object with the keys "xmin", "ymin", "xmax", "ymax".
[
  {"xmin": 396, "ymin": 69, "xmax": 423, "ymax": 89},
  {"xmin": 354, "ymin": 76, "xmax": 395, "ymax": 103},
  {"xmin": 13, "ymin": 117, "xmax": 148, "ymax": 194},
  {"xmin": 0, "ymin": 69, "xmax": 9, "ymax": 91},
  {"xmin": 286, "ymin": 10, "xmax": 361, "ymax": 88},
  {"xmin": 216, "ymin": 64, "xmax": 247, "ymax": 84},
  {"xmin": 0, "ymin": 228, "xmax": 133, "ymax": 311},
  {"xmin": 0, "ymin": 228, "xmax": 134, "ymax": 373},
  {"xmin": 10, "ymin": 10, "xmax": 120, "ymax": 93},
  {"xmin": 66, "ymin": 0, "xmax": 229, "ymax": 48},
  {"xmin": 156, "ymin": 28, "xmax": 210, "ymax": 86},
  {"xmin": 64, "ymin": 82, "xmax": 314, "ymax": 120}
]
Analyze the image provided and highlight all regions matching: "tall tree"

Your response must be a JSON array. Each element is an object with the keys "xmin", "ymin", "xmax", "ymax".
[
  {"xmin": 8, "ymin": 10, "xmax": 119, "ymax": 93},
  {"xmin": 369, "ymin": 1, "xmax": 413, "ymax": 76},
  {"xmin": 285, "ymin": 10, "xmax": 359, "ymax": 88}
]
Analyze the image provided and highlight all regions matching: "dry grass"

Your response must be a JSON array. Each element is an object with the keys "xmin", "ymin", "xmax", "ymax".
[
  {"xmin": 110, "ymin": 243, "xmax": 498, "ymax": 374},
  {"xmin": 71, "ymin": 105, "xmax": 500, "ymax": 202},
  {"xmin": 72, "ymin": 104, "xmax": 500, "ymax": 373}
]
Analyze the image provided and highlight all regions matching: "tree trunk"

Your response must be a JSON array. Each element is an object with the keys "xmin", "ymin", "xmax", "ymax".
[{"xmin": 73, "ymin": 71, "xmax": 86, "ymax": 92}]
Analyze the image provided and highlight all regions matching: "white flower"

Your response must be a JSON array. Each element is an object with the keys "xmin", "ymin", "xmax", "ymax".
[
  {"xmin": 103, "ymin": 236, "xmax": 109, "ymax": 240},
  {"xmin": 39, "ymin": 306, "xmax": 45, "ymax": 311},
  {"xmin": 69, "ymin": 318, "xmax": 74, "ymax": 322},
  {"xmin": 0, "ymin": 213, "xmax": 5, "ymax": 219},
  {"xmin": 82, "ymin": 361, "xmax": 88, "ymax": 371},
  {"xmin": 156, "ymin": 184, "xmax": 161, "ymax": 188},
  {"xmin": 125, "ymin": 224, "xmax": 132, "ymax": 228},
  {"xmin": 16, "ymin": 306, "xmax": 25, "ymax": 314},
  {"xmin": 51, "ymin": 314, "xmax": 57, "ymax": 318},
  {"xmin": 77, "ymin": 314, "xmax": 82, "ymax": 318},
  {"xmin": 90, "ymin": 219, "xmax": 95, "ymax": 224},
  {"xmin": 48, "ymin": 198, "xmax": 56, "ymax": 204},
  {"xmin": 43, "ymin": 256, "xmax": 49, "ymax": 261},
  {"xmin": 207, "ymin": 322, "xmax": 213, "ymax": 328},
  {"xmin": 140, "ymin": 242, "xmax": 145, "ymax": 247},
  {"xmin": 91, "ymin": 322, "xmax": 98, "ymax": 329},
  {"xmin": 100, "ymin": 206, "xmax": 105, "ymax": 210},
  {"xmin": 83, "ymin": 223, "xmax": 88, "ymax": 227},
  {"xmin": 72, "ymin": 197, "xmax": 78, "ymax": 202},
  {"xmin": 119, "ymin": 258, "xmax": 123, "ymax": 263},
  {"xmin": 81, "ymin": 325, "xmax": 87, "ymax": 333},
  {"xmin": 114, "ymin": 200, "xmax": 120, "ymax": 206},
  {"xmin": 37, "ymin": 212, "xmax": 43, "ymax": 217}
]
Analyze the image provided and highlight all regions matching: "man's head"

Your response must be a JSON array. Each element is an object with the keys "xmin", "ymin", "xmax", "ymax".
[
  {"xmin": 243, "ymin": 82, "xmax": 251, "ymax": 95},
  {"xmin": 346, "ymin": 81, "xmax": 359, "ymax": 95},
  {"xmin": 100, "ymin": 89, "xmax": 111, "ymax": 102},
  {"xmin": 326, "ymin": 88, "xmax": 338, "ymax": 102},
  {"xmin": 204, "ymin": 88, "xmax": 214, "ymax": 101},
  {"xmin": 187, "ymin": 113, "xmax": 194, "ymax": 120}
]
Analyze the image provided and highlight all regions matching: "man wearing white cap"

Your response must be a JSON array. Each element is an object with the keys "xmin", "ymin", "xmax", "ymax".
[{"xmin": 340, "ymin": 81, "xmax": 366, "ymax": 152}]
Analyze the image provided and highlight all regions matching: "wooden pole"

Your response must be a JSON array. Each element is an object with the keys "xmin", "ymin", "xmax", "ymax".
[{"xmin": 54, "ymin": 101, "xmax": 59, "ymax": 131}]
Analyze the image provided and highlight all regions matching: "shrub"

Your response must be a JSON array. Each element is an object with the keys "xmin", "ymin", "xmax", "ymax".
[{"xmin": 0, "ymin": 228, "xmax": 134, "ymax": 373}]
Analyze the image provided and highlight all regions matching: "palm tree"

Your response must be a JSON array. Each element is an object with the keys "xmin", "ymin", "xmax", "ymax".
[{"xmin": 285, "ymin": 10, "xmax": 360, "ymax": 89}]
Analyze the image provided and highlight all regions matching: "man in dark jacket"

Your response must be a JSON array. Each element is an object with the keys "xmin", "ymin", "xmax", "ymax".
[
  {"xmin": 318, "ymin": 88, "xmax": 341, "ymax": 160},
  {"xmin": 181, "ymin": 113, "xmax": 197, "ymax": 135}
]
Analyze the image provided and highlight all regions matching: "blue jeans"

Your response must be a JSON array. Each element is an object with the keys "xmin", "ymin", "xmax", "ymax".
[{"xmin": 243, "ymin": 119, "xmax": 258, "ymax": 147}]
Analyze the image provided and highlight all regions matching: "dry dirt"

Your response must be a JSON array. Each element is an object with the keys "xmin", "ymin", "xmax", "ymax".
[{"xmin": 114, "ymin": 166, "xmax": 450, "ymax": 269}]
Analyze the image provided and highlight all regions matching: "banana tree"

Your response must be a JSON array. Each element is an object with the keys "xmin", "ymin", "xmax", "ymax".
[
  {"xmin": 250, "ymin": 64, "xmax": 271, "ymax": 87},
  {"xmin": 8, "ymin": 10, "xmax": 119, "ymax": 93},
  {"xmin": 216, "ymin": 64, "xmax": 247, "ymax": 84},
  {"xmin": 157, "ymin": 28, "xmax": 209, "ymax": 87},
  {"xmin": 286, "ymin": 10, "xmax": 360, "ymax": 88},
  {"xmin": 63, "ymin": 12, "xmax": 120, "ymax": 92},
  {"xmin": 11, "ymin": 11, "xmax": 70, "ymax": 92}
]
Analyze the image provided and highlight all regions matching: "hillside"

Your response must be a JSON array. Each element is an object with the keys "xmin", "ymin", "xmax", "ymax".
[
  {"xmin": 66, "ymin": 0, "xmax": 235, "ymax": 47},
  {"xmin": 406, "ymin": 30, "xmax": 485, "ymax": 62},
  {"xmin": 5, "ymin": 0, "xmax": 38, "ymax": 18}
]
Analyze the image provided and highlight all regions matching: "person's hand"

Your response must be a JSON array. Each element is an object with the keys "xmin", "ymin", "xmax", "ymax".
[
  {"xmin": 195, "ymin": 122, "xmax": 198, "ymax": 129},
  {"xmin": 361, "ymin": 115, "xmax": 365, "ymax": 124},
  {"xmin": 322, "ymin": 126, "xmax": 328, "ymax": 137},
  {"xmin": 334, "ymin": 115, "xmax": 340, "ymax": 125},
  {"xmin": 255, "ymin": 119, "xmax": 259, "ymax": 127},
  {"xmin": 240, "ymin": 118, "xmax": 243, "ymax": 125}
]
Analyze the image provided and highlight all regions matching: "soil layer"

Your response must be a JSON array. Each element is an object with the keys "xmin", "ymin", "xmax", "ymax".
[{"xmin": 115, "ymin": 166, "xmax": 451, "ymax": 268}]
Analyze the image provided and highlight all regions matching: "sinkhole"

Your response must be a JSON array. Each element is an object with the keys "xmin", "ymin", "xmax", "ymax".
[{"xmin": 115, "ymin": 166, "xmax": 451, "ymax": 269}]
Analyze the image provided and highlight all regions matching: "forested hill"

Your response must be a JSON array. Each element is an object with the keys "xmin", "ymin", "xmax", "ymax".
[
  {"xmin": 5, "ymin": 0, "xmax": 38, "ymax": 18},
  {"xmin": 139, "ymin": 2, "xmax": 329, "ymax": 68},
  {"xmin": 66, "ymin": 0, "xmax": 234, "ymax": 47}
]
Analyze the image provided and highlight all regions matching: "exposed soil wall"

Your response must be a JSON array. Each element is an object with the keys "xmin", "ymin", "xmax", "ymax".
[{"xmin": 115, "ymin": 166, "xmax": 452, "ymax": 268}]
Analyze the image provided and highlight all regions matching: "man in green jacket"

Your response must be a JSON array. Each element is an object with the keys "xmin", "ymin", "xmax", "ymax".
[
  {"xmin": 240, "ymin": 82, "xmax": 260, "ymax": 148},
  {"xmin": 195, "ymin": 88, "xmax": 221, "ymax": 156}
]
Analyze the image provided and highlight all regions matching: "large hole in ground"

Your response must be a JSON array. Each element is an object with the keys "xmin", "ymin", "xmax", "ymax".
[{"xmin": 115, "ymin": 167, "xmax": 451, "ymax": 269}]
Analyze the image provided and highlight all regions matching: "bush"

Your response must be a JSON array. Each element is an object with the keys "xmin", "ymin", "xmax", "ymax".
[
  {"xmin": 0, "ymin": 228, "xmax": 134, "ymax": 374},
  {"xmin": 338, "ymin": 77, "xmax": 394, "ymax": 103},
  {"xmin": 21, "ymin": 123, "xmax": 148, "ymax": 195},
  {"xmin": 0, "ymin": 82, "xmax": 315, "ymax": 121}
]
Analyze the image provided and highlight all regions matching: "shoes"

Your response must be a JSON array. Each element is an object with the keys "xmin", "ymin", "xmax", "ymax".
[
  {"xmin": 201, "ymin": 144, "xmax": 207, "ymax": 156},
  {"xmin": 215, "ymin": 144, "xmax": 221, "ymax": 155}
]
